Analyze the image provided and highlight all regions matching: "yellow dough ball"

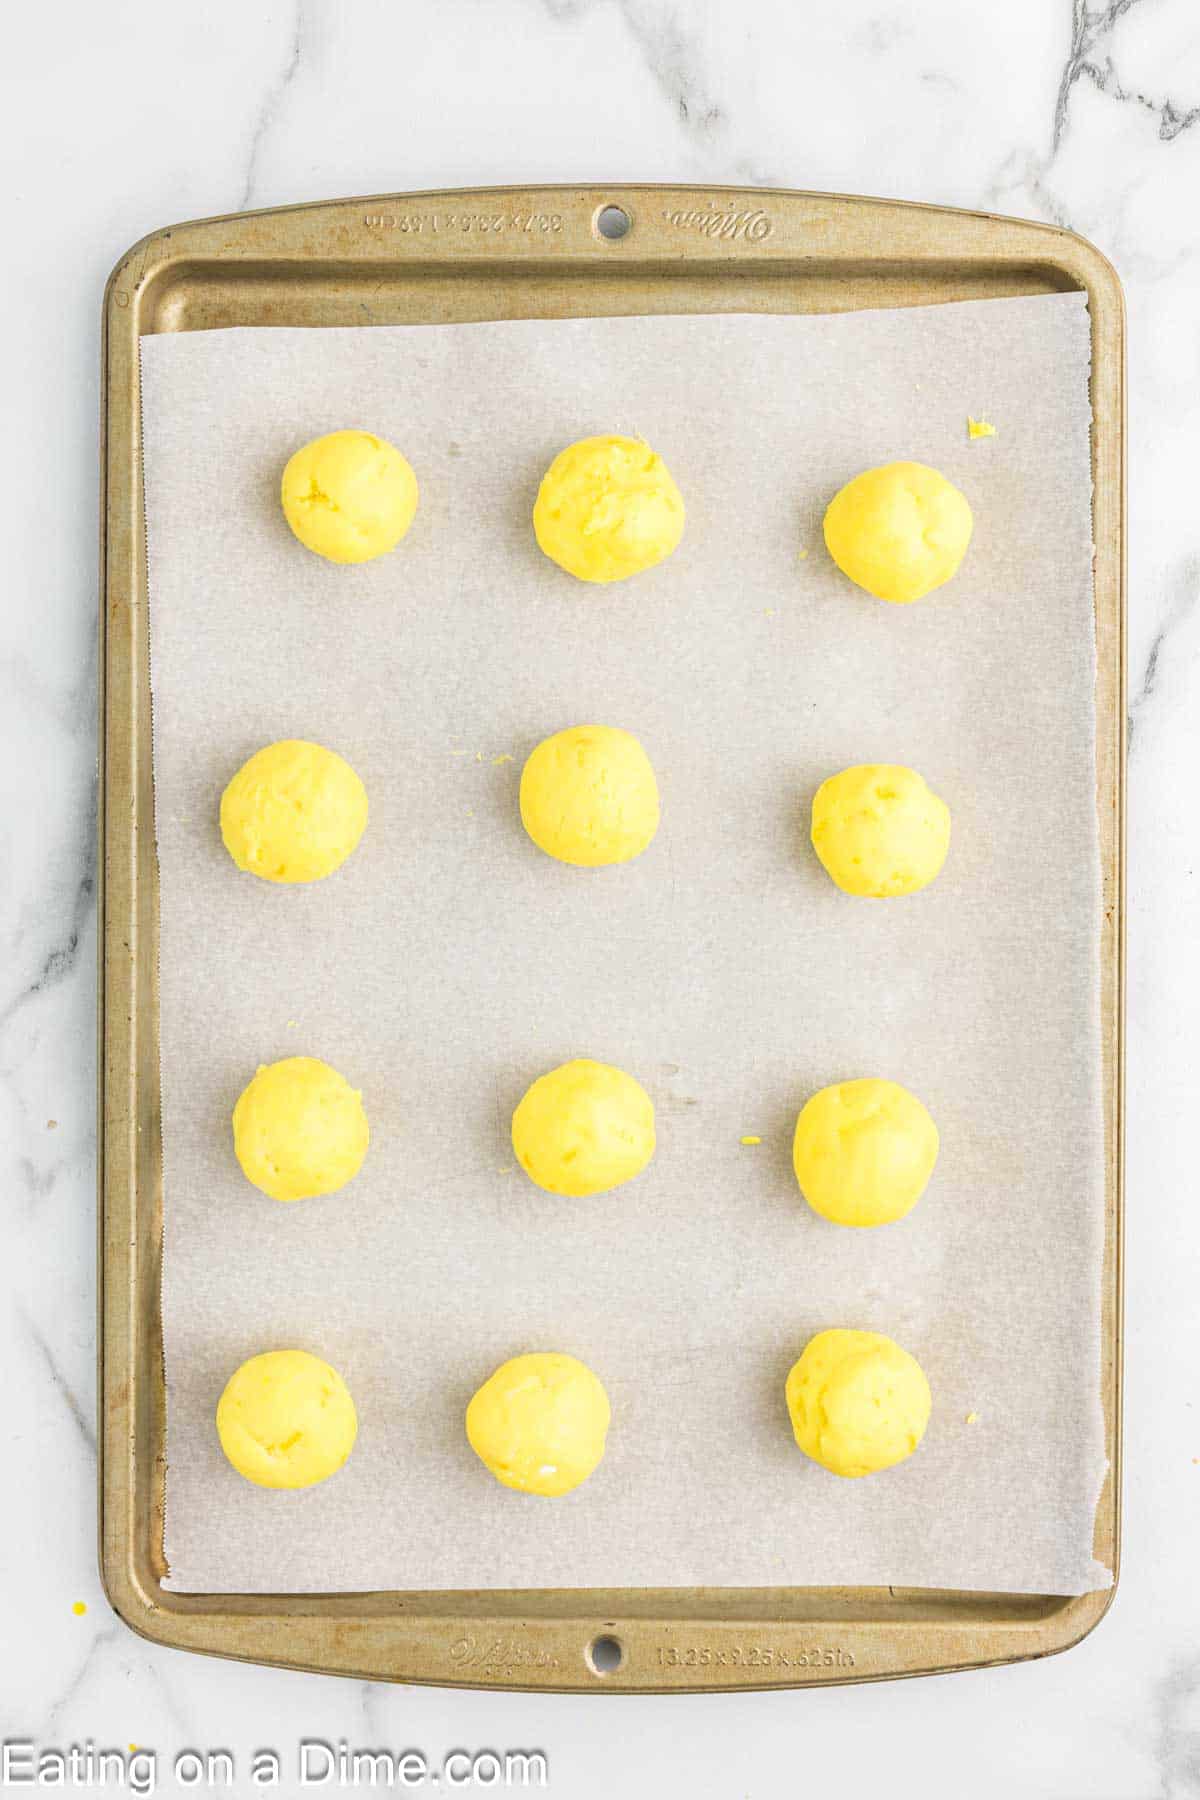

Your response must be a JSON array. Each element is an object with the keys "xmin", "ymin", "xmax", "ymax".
[
  {"xmin": 281, "ymin": 429, "xmax": 418, "ymax": 564},
  {"xmin": 217, "ymin": 1349, "xmax": 357, "ymax": 1489},
  {"xmin": 220, "ymin": 739, "xmax": 368, "ymax": 884},
  {"xmin": 786, "ymin": 1329, "xmax": 931, "ymax": 1478},
  {"xmin": 233, "ymin": 1056, "xmax": 369, "ymax": 1202},
  {"xmin": 793, "ymin": 1078, "xmax": 939, "ymax": 1227},
  {"xmin": 520, "ymin": 725, "xmax": 660, "ymax": 868},
  {"xmin": 466, "ymin": 1352, "xmax": 611, "ymax": 1496},
  {"xmin": 512, "ymin": 1059, "xmax": 655, "ymax": 1198},
  {"xmin": 811, "ymin": 763, "xmax": 950, "ymax": 898},
  {"xmin": 823, "ymin": 461, "xmax": 973, "ymax": 603},
  {"xmin": 533, "ymin": 434, "xmax": 685, "ymax": 583}
]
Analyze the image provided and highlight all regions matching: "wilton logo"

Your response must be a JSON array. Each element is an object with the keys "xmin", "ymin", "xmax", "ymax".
[{"xmin": 661, "ymin": 203, "xmax": 773, "ymax": 242}]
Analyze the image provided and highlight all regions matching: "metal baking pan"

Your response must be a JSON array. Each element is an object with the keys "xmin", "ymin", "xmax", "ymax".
[{"xmin": 98, "ymin": 184, "xmax": 1124, "ymax": 1691}]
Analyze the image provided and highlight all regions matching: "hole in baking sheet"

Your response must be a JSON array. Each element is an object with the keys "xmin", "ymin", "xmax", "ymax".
[
  {"xmin": 586, "ymin": 1633, "xmax": 624, "ymax": 1674},
  {"xmin": 594, "ymin": 204, "xmax": 632, "ymax": 241}
]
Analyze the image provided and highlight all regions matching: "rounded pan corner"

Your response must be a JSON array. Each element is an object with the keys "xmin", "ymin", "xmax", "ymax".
[
  {"xmin": 103, "ymin": 222, "xmax": 200, "ymax": 330},
  {"xmin": 1026, "ymin": 1577, "xmax": 1120, "ymax": 1669},
  {"xmin": 1054, "ymin": 224, "xmax": 1126, "ymax": 321},
  {"xmin": 104, "ymin": 229, "xmax": 163, "ymax": 306},
  {"xmin": 98, "ymin": 1551, "xmax": 179, "ymax": 1656},
  {"xmin": 98, "ymin": 1519, "xmax": 197, "ymax": 1661}
]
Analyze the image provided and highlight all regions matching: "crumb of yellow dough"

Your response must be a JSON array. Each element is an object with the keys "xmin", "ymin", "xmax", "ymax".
[
  {"xmin": 233, "ymin": 1056, "xmax": 368, "ymax": 1202},
  {"xmin": 792, "ymin": 1078, "xmax": 939, "ymax": 1227},
  {"xmin": 533, "ymin": 434, "xmax": 685, "ymax": 583},
  {"xmin": 217, "ymin": 1349, "xmax": 357, "ymax": 1489},
  {"xmin": 72, "ymin": 1601, "xmax": 87, "ymax": 1616},
  {"xmin": 967, "ymin": 417, "xmax": 997, "ymax": 439},
  {"xmin": 966, "ymin": 1411, "xmax": 980, "ymax": 1424},
  {"xmin": 512, "ymin": 1059, "xmax": 655, "ymax": 1198},
  {"xmin": 520, "ymin": 724, "xmax": 659, "ymax": 868},
  {"xmin": 797, "ymin": 547, "xmax": 809, "ymax": 560},
  {"xmin": 492, "ymin": 752, "xmax": 514, "ymax": 765},
  {"xmin": 823, "ymin": 461, "xmax": 973, "ymax": 603},
  {"xmin": 740, "ymin": 1134, "xmax": 762, "ymax": 1146},
  {"xmin": 466, "ymin": 1351, "xmax": 610, "ymax": 1496},
  {"xmin": 786, "ymin": 1329, "xmax": 931, "ymax": 1478},
  {"xmin": 811, "ymin": 763, "xmax": 950, "ymax": 898},
  {"xmin": 281, "ymin": 429, "xmax": 418, "ymax": 564},
  {"xmin": 220, "ymin": 739, "xmax": 367, "ymax": 884}
]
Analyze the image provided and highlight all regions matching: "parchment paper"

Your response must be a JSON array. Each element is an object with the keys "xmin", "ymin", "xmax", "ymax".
[{"xmin": 141, "ymin": 293, "xmax": 1109, "ymax": 1595}]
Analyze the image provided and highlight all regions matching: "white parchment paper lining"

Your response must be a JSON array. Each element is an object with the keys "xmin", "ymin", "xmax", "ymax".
[{"xmin": 141, "ymin": 293, "xmax": 1109, "ymax": 1595}]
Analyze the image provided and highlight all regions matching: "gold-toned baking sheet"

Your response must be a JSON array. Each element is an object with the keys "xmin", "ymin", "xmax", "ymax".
[{"xmin": 99, "ymin": 185, "xmax": 1124, "ymax": 1691}]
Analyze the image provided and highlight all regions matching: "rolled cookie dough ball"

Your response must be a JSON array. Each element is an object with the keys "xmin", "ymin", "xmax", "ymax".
[
  {"xmin": 466, "ymin": 1351, "xmax": 610, "ymax": 1496},
  {"xmin": 786, "ymin": 1329, "xmax": 931, "ymax": 1478},
  {"xmin": 811, "ymin": 763, "xmax": 950, "ymax": 898},
  {"xmin": 793, "ymin": 1078, "xmax": 939, "ymax": 1227},
  {"xmin": 823, "ymin": 461, "xmax": 973, "ymax": 603},
  {"xmin": 533, "ymin": 434, "xmax": 685, "ymax": 583},
  {"xmin": 520, "ymin": 725, "xmax": 659, "ymax": 867},
  {"xmin": 220, "ymin": 739, "xmax": 368, "ymax": 884},
  {"xmin": 281, "ymin": 429, "xmax": 418, "ymax": 564},
  {"xmin": 217, "ymin": 1349, "xmax": 357, "ymax": 1489},
  {"xmin": 233, "ymin": 1055, "xmax": 369, "ymax": 1202},
  {"xmin": 512, "ymin": 1058, "xmax": 655, "ymax": 1198}
]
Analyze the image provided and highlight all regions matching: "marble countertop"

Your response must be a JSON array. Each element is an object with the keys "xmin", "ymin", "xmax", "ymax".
[{"xmin": 3, "ymin": 0, "xmax": 1194, "ymax": 1793}]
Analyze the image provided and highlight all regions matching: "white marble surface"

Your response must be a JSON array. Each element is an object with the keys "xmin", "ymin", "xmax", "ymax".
[{"xmin": 2, "ymin": 0, "xmax": 1196, "ymax": 1793}]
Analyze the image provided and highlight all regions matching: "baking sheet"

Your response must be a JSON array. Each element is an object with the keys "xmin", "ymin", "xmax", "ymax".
[{"xmin": 141, "ymin": 294, "xmax": 1108, "ymax": 1596}]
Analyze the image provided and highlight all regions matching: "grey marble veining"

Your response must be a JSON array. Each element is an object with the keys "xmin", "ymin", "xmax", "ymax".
[
  {"xmin": 239, "ymin": 0, "xmax": 307, "ymax": 213},
  {"xmin": 2, "ymin": 0, "xmax": 1199, "ymax": 1792}
]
